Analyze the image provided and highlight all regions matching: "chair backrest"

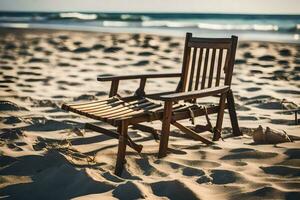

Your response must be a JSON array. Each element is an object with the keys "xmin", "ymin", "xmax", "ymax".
[{"xmin": 177, "ymin": 33, "xmax": 238, "ymax": 92}]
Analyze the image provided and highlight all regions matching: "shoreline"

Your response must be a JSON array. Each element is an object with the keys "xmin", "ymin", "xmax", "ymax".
[{"xmin": 1, "ymin": 24, "xmax": 299, "ymax": 44}]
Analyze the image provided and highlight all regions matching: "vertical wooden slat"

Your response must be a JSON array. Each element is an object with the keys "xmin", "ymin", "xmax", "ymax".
[
  {"xmin": 222, "ymin": 49, "xmax": 230, "ymax": 86},
  {"xmin": 208, "ymin": 48, "xmax": 216, "ymax": 88},
  {"xmin": 225, "ymin": 36, "xmax": 238, "ymax": 85},
  {"xmin": 188, "ymin": 47, "xmax": 198, "ymax": 91},
  {"xmin": 223, "ymin": 49, "xmax": 230, "ymax": 73},
  {"xmin": 215, "ymin": 49, "xmax": 223, "ymax": 86},
  {"xmin": 109, "ymin": 80, "xmax": 119, "ymax": 97},
  {"xmin": 194, "ymin": 48, "xmax": 203, "ymax": 90},
  {"xmin": 179, "ymin": 32, "xmax": 192, "ymax": 92},
  {"xmin": 135, "ymin": 77, "xmax": 146, "ymax": 97},
  {"xmin": 139, "ymin": 78, "xmax": 146, "ymax": 92},
  {"xmin": 201, "ymin": 48, "xmax": 210, "ymax": 89}
]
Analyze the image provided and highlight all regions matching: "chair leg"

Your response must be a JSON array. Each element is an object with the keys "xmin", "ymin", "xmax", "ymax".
[
  {"xmin": 114, "ymin": 120, "xmax": 128, "ymax": 176},
  {"xmin": 213, "ymin": 93, "xmax": 226, "ymax": 141},
  {"xmin": 158, "ymin": 101, "xmax": 172, "ymax": 158},
  {"xmin": 227, "ymin": 89, "xmax": 242, "ymax": 136}
]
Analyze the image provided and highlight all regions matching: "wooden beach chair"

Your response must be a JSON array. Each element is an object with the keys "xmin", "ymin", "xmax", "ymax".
[{"xmin": 62, "ymin": 33, "xmax": 242, "ymax": 176}]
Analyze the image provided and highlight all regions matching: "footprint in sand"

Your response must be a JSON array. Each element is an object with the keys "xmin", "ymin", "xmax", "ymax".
[
  {"xmin": 0, "ymin": 129, "xmax": 24, "ymax": 140},
  {"xmin": 284, "ymin": 149, "xmax": 300, "ymax": 159},
  {"xmin": 196, "ymin": 175, "xmax": 212, "ymax": 184},
  {"xmin": 138, "ymin": 51, "xmax": 154, "ymax": 56},
  {"xmin": 29, "ymin": 66, "xmax": 42, "ymax": 70},
  {"xmin": 260, "ymin": 165, "xmax": 300, "ymax": 177},
  {"xmin": 278, "ymin": 60, "xmax": 289, "ymax": 65},
  {"xmin": 209, "ymin": 169, "xmax": 240, "ymax": 184},
  {"xmin": 0, "ymin": 101, "xmax": 27, "ymax": 111},
  {"xmin": 92, "ymin": 44, "xmax": 105, "ymax": 50},
  {"xmin": 235, "ymin": 59, "xmax": 247, "ymax": 64},
  {"xmin": 243, "ymin": 52, "xmax": 254, "ymax": 58},
  {"xmin": 279, "ymin": 49, "xmax": 292, "ymax": 57},
  {"xmin": 7, "ymin": 143, "xmax": 23, "ymax": 151},
  {"xmin": 1, "ymin": 66, "xmax": 13, "ymax": 70},
  {"xmin": 169, "ymin": 42, "xmax": 180, "ymax": 48},
  {"xmin": 250, "ymin": 69, "xmax": 263, "ymax": 74},
  {"xmin": 2, "ymin": 54, "xmax": 15, "ymax": 60},
  {"xmin": 34, "ymin": 46, "xmax": 44, "ymax": 51},
  {"xmin": 3, "ymin": 116, "xmax": 22, "ymax": 124},
  {"xmin": 294, "ymin": 58, "xmax": 300, "ymax": 64},
  {"xmin": 133, "ymin": 60, "xmax": 149, "ymax": 66},
  {"xmin": 0, "ymin": 79, "xmax": 14, "ymax": 84},
  {"xmin": 103, "ymin": 47, "xmax": 122, "ymax": 53},
  {"xmin": 17, "ymin": 71, "xmax": 42, "ymax": 76},
  {"xmin": 28, "ymin": 57, "xmax": 49, "ymax": 63},
  {"xmin": 243, "ymin": 186, "xmax": 288, "ymax": 199},
  {"xmin": 56, "ymin": 80, "xmax": 81, "ymax": 86},
  {"xmin": 160, "ymin": 36, "xmax": 172, "ymax": 41},
  {"xmin": 182, "ymin": 166, "xmax": 205, "ymax": 176},
  {"xmin": 258, "ymin": 55, "xmax": 276, "ymax": 61},
  {"xmin": 112, "ymin": 181, "xmax": 145, "ymax": 199},
  {"xmin": 18, "ymin": 50, "xmax": 33, "ymax": 56},
  {"xmin": 58, "ymin": 62, "xmax": 72, "ymax": 67},
  {"xmin": 221, "ymin": 150, "xmax": 278, "ymax": 160},
  {"xmin": 135, "ymin": 158, "xmax": 168, "ymax": 177},
  {"xmin": 58, "ymin": 35, "xmax": 69, "ymax": 40},
  {"xmin": 150, "ymin": 180, "xmax": 199, "ymax": 200},
  {"xmin": 246, "ymin": 87, "xmax": 261, "ymax": 92},
  {"xmin": 4, "ymin": 43, "xmax": 17, "ymax": 50},
  {"xmin": 73, "ymin": 47, "xmax": 91, "ymax": 53}
]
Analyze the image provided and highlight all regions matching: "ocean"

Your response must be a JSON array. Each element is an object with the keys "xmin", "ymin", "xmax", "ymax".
[{"xmin": 0, "ymin": 12, "xmax": 299, "ymax": 42}]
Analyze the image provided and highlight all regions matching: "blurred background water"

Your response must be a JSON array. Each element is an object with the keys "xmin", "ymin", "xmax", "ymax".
[{"xmin": 0, "ymin": 12, "xmax": 299, "ymax": 42}]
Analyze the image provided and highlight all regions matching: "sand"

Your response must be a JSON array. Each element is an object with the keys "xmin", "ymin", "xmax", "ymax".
[{"xmin": 0, "ymin": 28, "xmax": 299, "ymax": 199}]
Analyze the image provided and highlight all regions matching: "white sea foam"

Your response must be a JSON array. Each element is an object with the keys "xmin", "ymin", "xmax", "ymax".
[
  {"xmin": 59, "ymin": 12, "xmax": 97, "ymax": 20},
  {"xmin": 197, "ymin": 23, "xmax": 278, "ymax": 31},
  {"xmin": 141, "ymin": 20, "xmax": 280, "ymax": 31}
]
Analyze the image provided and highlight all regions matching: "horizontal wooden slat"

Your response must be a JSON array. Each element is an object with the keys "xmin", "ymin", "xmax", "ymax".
[
  {"xmin": 159, "ymin": 86, "xmax": 230, "ymax": 101},
  {"xmin": 111, "ymin": 103, "xmax": 161, "ymax": 120},
  {"xmin": 100, "ymin": 101, "xmax": 155, "ymax": 118},
  {"xmin": 98, "ymin": 72, "xmax": 181, "ymax": 81},
  {"xmin": 65, "ymin": 96, "xmax": 115, "ymax": 107},
  {"xmin": 87, "ymin": 99, "xmax": 146, "ymax": 114},
  {"xmin": 77, "ymin": 100, "xmax": 125, "ymax": 112},
  {"xmin": 69, "ymin": 98, "xmax": 121, "ymax": 109},
  {"xmin": 189, "ymin": 37, "xmax": 232, "ymax": 43},
  {"xmin": 188, "ymin": 41, "xmax": 231, "ymax": 49}
]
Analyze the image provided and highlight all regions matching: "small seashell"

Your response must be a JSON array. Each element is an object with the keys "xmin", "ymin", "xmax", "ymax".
[
  {"xmin": 265, "ymin": 127, "xmax": 291, "ymax": 144},
  {"xmin": 252, "ymin": 125, "xmax": 291, "ymax": 144},
  {"xmin": 252, "ymin": 125, "xmax": 265, "ymax": 144}
]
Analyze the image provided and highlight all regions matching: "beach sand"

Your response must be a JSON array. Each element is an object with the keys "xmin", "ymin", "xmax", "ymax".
[{"xmin": 0, "ymin": 28, "xmax": 299, "ymax": 199}]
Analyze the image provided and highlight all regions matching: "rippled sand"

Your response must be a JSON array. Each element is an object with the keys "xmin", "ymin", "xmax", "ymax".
[{"xmin": 0, "ymin": 28, "xmax": 299, "ymax": 199}]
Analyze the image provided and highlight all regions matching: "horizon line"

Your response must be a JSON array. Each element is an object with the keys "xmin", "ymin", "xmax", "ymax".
[{"xmin": 0, "ymin": 11, "xmax": 300, "ymax": 16}]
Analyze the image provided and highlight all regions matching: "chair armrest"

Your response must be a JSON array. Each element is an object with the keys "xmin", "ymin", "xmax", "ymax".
[
  {"xmin": 159, "ymin": 86, "xmax": 230, "ymax": 101},
  {"xmin": 97, "ymin": 72, "xmax": 181, "ymax": 81}
]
